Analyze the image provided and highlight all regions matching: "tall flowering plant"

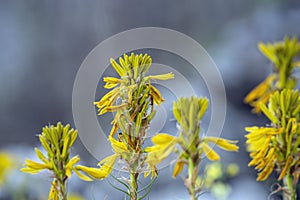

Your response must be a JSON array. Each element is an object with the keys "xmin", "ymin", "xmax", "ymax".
[
  {"xmin": 245, "ymin": 37, "xmax": 300, "ymax": 200},
  {"xmin": 79, "ymin": 53, "xmax": 174, "ymax": 200},
  {"xmin": 146, "ymin": 96, "xmax": 239, "ymax": 200}
]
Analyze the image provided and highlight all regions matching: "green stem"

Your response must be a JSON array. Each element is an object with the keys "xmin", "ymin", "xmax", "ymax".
[
  {"xmin": 58, "ymin": 180, "xmax": 67, "ymax": 200},
  {"xmin": 187, "ymin": 157, "xmax": 197, "ymax": 200},
  {"xmin": 283, "ymin": 174, "xmax": 296, "ymax": 200},
  {"xmin": 130, "ymin": 171, "xmax": 138, "ymax": 200},
  {"xmin": 57, "ymin": 160, "xmax": 67, "ymax": 200}
]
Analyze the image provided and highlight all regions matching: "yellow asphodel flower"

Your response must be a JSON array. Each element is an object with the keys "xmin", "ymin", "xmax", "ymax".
[
  {"xmin": 145, "ymin": 133, "xmax": 178, "ymax": 167},
  {"xmin": 245, "ymin": 37, "xmax": 300, "ymax": 114},
  {"xmin": 245, "ymin": 89, "xmax": 300, "ymax": 184},
  {"xmin": 92, "ymin": 53, "xmax": 174, "ymax": 199},
  {"xmin": 146, "ymin": 96, "xmax": 239, "ymax": 200},
  {"xmin": 94, "ymin": 53, "xmax": 174, "ymax": 133},
  {"xmin": 21, "ymin": 122, "xmax": 92, "ymax": 199},
  {"xmin": 246, "ymin": 118, "xmax": 290, "ymax": 180},
  {"xmin": 146, "ymin": 97, "xmax": 239, "ymax": 181},
  {"xmin": 244, "ymin": 74, "xmax": 276, "ymax": 113},
  {"xmin": 204, "ymin": 137, "xmax": 239, "ymax": 152},
  {"xmin": 200, "ymin": 138, "xmax": 238, "ymax": 162},
  {"xmin": 76, "ymin": 136, "xmax": 130, "ymax": 180}
]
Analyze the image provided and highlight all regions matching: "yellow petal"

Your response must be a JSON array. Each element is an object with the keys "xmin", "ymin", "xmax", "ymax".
[
  {"xmin": 96, "ymin": 154, "xmax": 119, "ymax": 178},
  {"xmin": 257, "ymin": 161, "xmax": 275, "ymax": 181},
  {"xmin": 172, "ymin": 160, "xmax": 184, "ymax": 178},
  {"xmin": 75, "ymin": 163, "xmax": 112, "ymax": 180},
  {"xmin": 66, "ymin": 156, "xmax": 80, "ymax": 177},
  {"xmin": 109, "ymin": 123, "xmax": 119, "ymax": 137},
  {"xmin": 149, "ymin": 85, "xmax": 164, "ymax": 105},
  {"xmin": 205, "ymin": 137, "xmax": 239, "ymax": 151},
  {"xmin": 110, "ymin": 58, "xmax": 125, "ymax": 76},
  {"xmin": 151, "ymin": 133, "xmax": 177, "ymax": 145},
  {"xmin": 258, "ymin": 43, "xmax": 278, "ymax": 64},
  {"xmin": 48, "ymin": 179, "xmax": 59, "ymax": 200},
  {"xmin": 145, "ymin": 73, "xmax": 174, "ymax": 80},
  {"xmin": 34, "ymin": 148, "xmax": 48, "ymax": 164},
  {"xmin": 146, "ymin": 142, "xmax": 177, "ymax": 166},
  {"xmin": 20, "ymin": 167, "xmax": 43, "ymax": 174},
  {"xmin": 103, "ymin": 77, "xmax": 122, "ymax": 89},
  {"xmin": 73, "ymin": 169, "xmax": 93, "ymax": 181},
  {"xmin": 109, "ymin": 136, "xmax": 129, "ymax": 154},
  {"xmin": 244, "ymin": 74, "xmax": 275, "ymax": 104},
  {"xmin": 23, "ymin": 159, "xmax": 50, "ymax": 171},
  {"xmin": 278, "ymin": 156, "xmax": 293, "ymax": 181},
  {"xmin": 201, "ymin": 143, "xmax": 220, "ymax": 161},
  {"xmin": 105, "ymin": 103, "xmax": 128, "ymax": 112}
]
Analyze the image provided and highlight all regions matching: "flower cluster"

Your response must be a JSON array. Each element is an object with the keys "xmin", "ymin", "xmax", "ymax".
[
  {"xmin": 21, "ymin": 122, "xmax": 89, "ymax": 200},
  {"xmin": 245, "ymin": 37, "xmax": 300, "ymax": 113},
  {"xmin": 146, "ymin": 96, "xmax": 238, "ymax": 199},
  {"xmin": 245, "ymin": 89, "xmax": 300, "ymax": 184},
  {"xmin": 80, "ymin": 53, "xmax": 174, "ymax": 200}
]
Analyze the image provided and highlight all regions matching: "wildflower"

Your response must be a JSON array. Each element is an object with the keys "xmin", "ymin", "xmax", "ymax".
[
  {"xmin": 92, "ymin": 53, "xmax": 174, "ymax": 200},
  {"xmin": 75, "ymin": 136, "xmax": 128, "ymax": 180},
  {"xmin": 245, "ymin": 89, "xmax": 300, "ymax": 199},
  {"xmin": 245, "ymin": 37, "xmax": 300, "ymax": 113},
  {"xmin": 147, "ymin": 96, "xmax": 238, "ymax": 199},
  {"xmin": 21, "ymin": 122, "xmax": 88, "ymax": 200}
]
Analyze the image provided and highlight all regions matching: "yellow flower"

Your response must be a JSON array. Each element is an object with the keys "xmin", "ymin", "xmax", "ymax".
[
  {"xmin": 48, "ymin": 179, "xmax": 59, "ymax": 200},
  {"xmin": 145, "ymin": 133, "xmax": 178, "ymax": 167},
  {"xmin": 204, "ymin": 137, "xmax": 239, "ymax": 152},
  {"xmin": 199, "ymin": 137, "xmax": 239, "ymax": 162},
  {"xmin": 172, "ymin": 160, "xmax": 185, "ymax": 178},
  {"xmin": 245, "ymin": 37, "xmax": 300, "ymax": 113},
  {"xmin": 145, "ymin": 72, "xmax": 175, "ymax": 81},
  {"xmin": 103, "ymin": 77, "xmax": 122, "ymax": 89},
  {"xmin": 245, "ymin": 126, "xmax": 281, "ymax": 181},
  {"xmin": 76, "ymin": 136, "xmax": 130, "ymax": 180},
  {"xmin": 21, "ymin": 159, "xmax": 51, "ymax": 174},
  {"xmin": 21, "ymin": 122, "xmax": 89, "ymax": 199},
  {"xmin": 94, "ymin": 53, "xmax": 174, "ymax": 116},
  {"xmin": 77, "ymin": 154, "xmax": 119, "ymax": 180},
  {"xmin": 244, "ymin": 74, "xmax": 276, "ymax": 113},
  {"xmin": 201, "ymin": 143, "xmax": 220, "ymax": 161},
  {"xmin": 66, "ymin": 156, "xmax": 80, "ymax": 177},
  {"xmin": 0, "ymin": 152, "xmax": 14, "ymax": 186},
  {"xmin": 145, "ymin": 133, "xmax": 178, "ymax": 178}
]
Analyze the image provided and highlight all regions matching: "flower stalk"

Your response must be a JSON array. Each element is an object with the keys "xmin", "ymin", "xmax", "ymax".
[
  {"xmin": 245, "ymin": 37, "xmax": 300, "ymax": 199},
  {"xmin": 83, "ymin": 53, "xmax": 174, "ymax": 199},
  {"xmin": 146, "ymin": 96, "xmax": 239, "ymax": 199},
  {"xmin": 244, "ymin": 37, "xmax": 300, "ymax": 113},
  {"xmin": 21, "ymin": 122, "xmax": 91, "ymax": 200}
]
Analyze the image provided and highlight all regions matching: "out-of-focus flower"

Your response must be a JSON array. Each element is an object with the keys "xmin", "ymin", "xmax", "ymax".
[
  {"xmin": 246, "ymin": 89, "xmax": 300, "ymax": 185},
  {"xmin": 245, "ymin": 37, "xmax": 300, "ymax": 113},
  {"xmin": 147, "ymin": 96, "xmax": 239, "ymax": 199},
  {"xmin": 68, "ymin": 193, "xmax": 84, "ymax": 200},
  {"xmin": 0, "ymin": 152, "xmax": 15, "ymax": 186}
]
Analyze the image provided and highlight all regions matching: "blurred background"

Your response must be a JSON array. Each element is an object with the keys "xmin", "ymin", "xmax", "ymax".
[{"xmin": 1, "ymin": 0, "xmax": 300, "ymax": 199}]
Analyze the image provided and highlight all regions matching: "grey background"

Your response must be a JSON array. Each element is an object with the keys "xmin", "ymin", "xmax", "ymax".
[{"xmin": 0, "ymin": 0, "xmax": 300, "ymax": 199}]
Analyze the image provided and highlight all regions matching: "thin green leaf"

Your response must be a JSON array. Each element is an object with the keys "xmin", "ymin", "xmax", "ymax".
[{"xmin": 107, "ymin": 179, "xmax": 130, "ymax": 197}]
